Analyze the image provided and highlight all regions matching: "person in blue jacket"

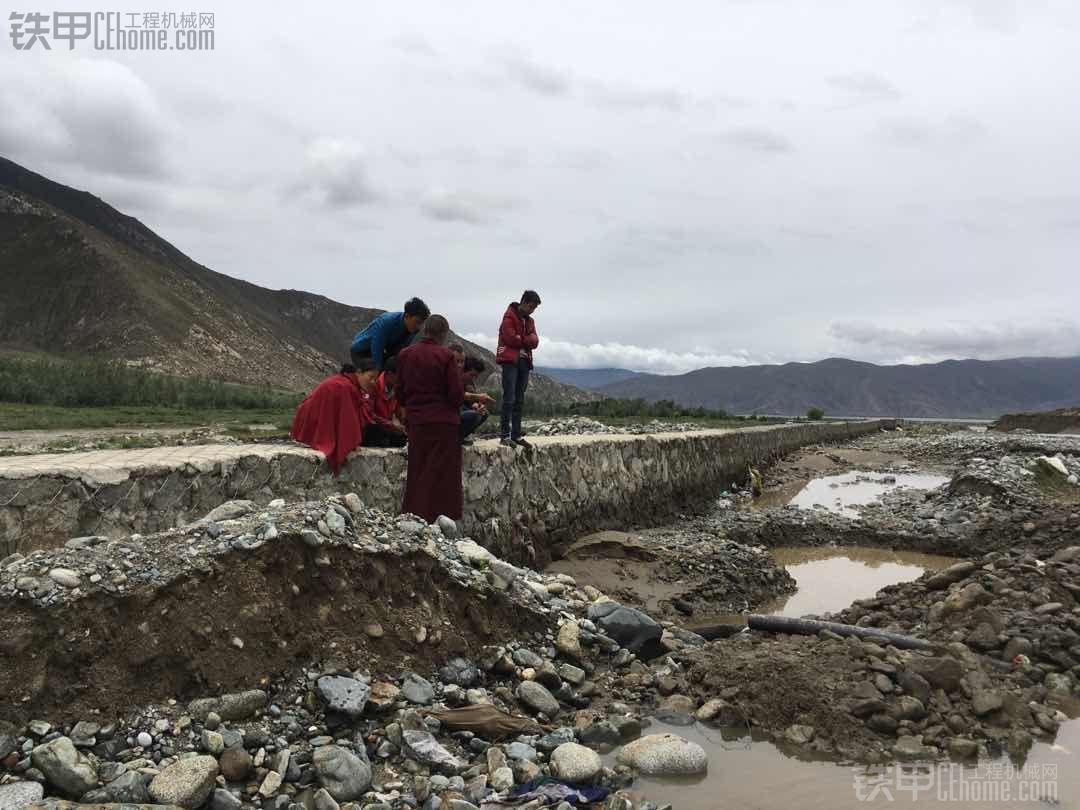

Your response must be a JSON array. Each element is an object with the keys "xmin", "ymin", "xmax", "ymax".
[{"xmin": 350, "ymin": 297, "xmax": 430, "ymax": 371}]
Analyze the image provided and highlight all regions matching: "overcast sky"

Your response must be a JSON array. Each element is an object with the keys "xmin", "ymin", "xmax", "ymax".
[{"xmin": 2, "ymin": 0, "xmax": 1079, "ymax": 373}]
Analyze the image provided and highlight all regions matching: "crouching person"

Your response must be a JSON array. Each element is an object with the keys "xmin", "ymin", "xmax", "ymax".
[{"xmin": 290, "ymin": 361, "xmax": 379, "ymax": 474}]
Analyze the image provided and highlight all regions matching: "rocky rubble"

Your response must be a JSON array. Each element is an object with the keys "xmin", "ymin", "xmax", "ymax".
[
  {"xmin": 0, "ymin": 498, "xmax": 723, "ymax": 810},
  {"xmin": 521, "ymin": 417, "xmax": 708, "ymax": 437}
]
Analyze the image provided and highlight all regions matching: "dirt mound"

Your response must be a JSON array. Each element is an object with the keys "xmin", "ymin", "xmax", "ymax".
[{"xmin": 993, "ymin": 408, "xmax": 1080, "ymax": 435}]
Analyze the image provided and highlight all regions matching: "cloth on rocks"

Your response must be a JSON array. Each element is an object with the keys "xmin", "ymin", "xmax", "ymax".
[
  {"xmin": 480, "ymin": 777, "xmax": 608, "ymax": 808},
  {"xmin": 424, "ymin": 705, "xmax": 545, "ymax": 738},
  {"xmin": 289, "ymin": 372, "xmax": 365, "ymax": 474}
]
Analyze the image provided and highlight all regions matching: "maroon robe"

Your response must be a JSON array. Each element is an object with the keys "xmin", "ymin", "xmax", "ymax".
[
  {"xmin": 397, "ymin": 338, "xmax": 464, "ymax": 521},
  {"xmin": 290, "ymin": 372, "xmax": 365, "ymax": 474}
]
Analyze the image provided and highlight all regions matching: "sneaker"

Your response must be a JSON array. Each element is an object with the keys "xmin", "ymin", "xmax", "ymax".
[
  {"xmin": 513, "ymin": 437, "xmax": 533, "ymax": 449},
  {"xmin": 500, "ymin": 437, "xmax": 516, "ymax": 448}
]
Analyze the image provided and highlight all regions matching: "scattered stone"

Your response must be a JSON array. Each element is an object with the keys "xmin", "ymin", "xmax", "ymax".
[
  {"xmin": 516, "ymin": 681, "xmax": 560, "ymax": 717},
  {"xmin": 202, "ymin": 500, "xmax": 255, "ymax": 522},
  {"xmin": 188, "ymin": 690, "xmax": 267, "ymax": 721},
  {"xmin": 402, "ymin": 730, "xmax": 463, "ymax": 772},
  {"xmin": 616, "ymin": 733, "xmax": 708, "ymax": 776},
  {"xmin": 550, "ymin": 743, "xmax": 602, "ymax": 783},
  {"xmin": 31, "ymin": 737, "xmax": 98, "ymax": 798},
  {"xmin": 0, "ymin": 781, "xmax": 44, "ymax": 810},
  {"xmin": 47, "ymin": 568, "xmax": 81, "ymax": 588},
  {"xmin": 401, "ymin": 673, "xmax": 436, "ymax": 705},
  {"xmin": 148, "ymin": 755, "xmax": 219, "ymax": 809},
  {"xmin": 316, "ymin": 675, "xmax": 371, "ymax": 719},
  {"xmin": 587, "ymin": 601, "xmax": 663, "ymax": 658},
  {"xmin": 312, "ymin": 745, "xmax": 372, "ymax": 801}
]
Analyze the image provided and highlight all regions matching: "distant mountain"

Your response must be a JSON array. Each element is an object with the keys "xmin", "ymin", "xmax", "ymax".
[
  {"xmin": 0, "ymin": 156, "xmax": 595, "ymax": 404},
  {"xmin": 536, "ymin": 367, "xmax": 644, "ymax": 390},
  {"xmin": 597, "ymin": 356, "xmax": 1080, "ymax": 419}
]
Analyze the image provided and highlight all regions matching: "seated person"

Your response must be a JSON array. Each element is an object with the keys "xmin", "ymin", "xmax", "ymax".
[
  {"xmin": 372, "ymin": 356, "xmax": 408, "ymax": 437},
  {"xmin": 291, "ymin": 359, "xmax": 406, "ymax": 472},
  {"xmin": 458, "ymin": 353, "xmax": 496, "ymax": 445},
  {"xmin": 290, "ymin": 361, "xmax": 380, "ymax": 473}
]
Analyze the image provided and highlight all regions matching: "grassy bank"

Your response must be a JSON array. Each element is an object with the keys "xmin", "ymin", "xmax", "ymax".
[{"xmin": 0, "ymin": 402, "xmax": 295, "ymax": 432}]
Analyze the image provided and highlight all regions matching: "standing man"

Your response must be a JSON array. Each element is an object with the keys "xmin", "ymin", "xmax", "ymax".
[
  {"xmin": 496, "ymin": 290, "xmax": 541, "ymax": 448},
  {"xmin": 396, "ymin": 315, "xmax": 465, "ymax": 522},
  {"xmin": 350, "ymin": 297, "xmax": 430, "ymax": 371}
]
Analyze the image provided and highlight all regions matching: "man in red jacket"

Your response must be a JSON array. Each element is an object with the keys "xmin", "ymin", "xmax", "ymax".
[
  {"xmin": 495, "ymin": 290, "xmax": 541, "ymax": 448},
  {"xmin": 396, "ymin": 314, "xmax": 465, "ymax": 521}
]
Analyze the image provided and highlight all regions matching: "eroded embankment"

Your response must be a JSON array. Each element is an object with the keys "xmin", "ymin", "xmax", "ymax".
[
  {"xmin": 0, "ymin": 502, "xmax": 549, "ymax": 724},
  {"xmin": 0, "ymin": 420, "xmax": 896, "ymax": 561}
]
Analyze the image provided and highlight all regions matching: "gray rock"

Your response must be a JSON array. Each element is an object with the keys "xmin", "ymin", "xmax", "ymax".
[
  {"xmin": 136, "ymin": 732, "xmax": 153, "ymax": 748},
  {"xmin": 579, "ymin": 721, "xmax": 622, "ymax": 748},
  {"xmin": 512, "ymin": 648, "xmax": 544, "ymax": 668},
  {"xmin": 69, "ymin": 721, "xmax": 99, "ymax": 748},
  {"xmin": 972, "ymin": 690, "xmax": 1003, "ymax": 716},
  {"xmin": 403, "ymin": 730, "xmax": 463, "ymax": 772},
  {"xmin": 48, "ymin": 568, "xmax": 81, "ymax": 588},
  {"xmin": 316, "ymin": 676, "xmax": 371, "ymax": 719},
  {"xmin": 31, "ymin": 736, "xmax": 98, "ymax": 798},
  {"xmin": 439, "ymin": 658, "xmax": 480, "ymax": 687},
  {"xmin": 783, "ymin": 725, "xmax": 815, "ymax": 745},
  {"xmin": 504, "ymin": 742, "xmax": 538, "ymax": 762},
  {"xmin": 904, "ymin": 656, "xmax": 963, "ymax": 692},
  {"xmin": 82, "ymin": 769, "xmax": 150, "ymax": 804},
  {"xmin": 0, "ymin": 781, "xmax": 44, "ymax": 810},
  {"xmin": 586, "ymin": 601, "xmax": 663, "ymax": 659},
  {"xmin": 401, "ymin": 673, "xmax": 436, "ymax": 705},
  {"xmin": 188, "ymin": 690, "xmax": 268, "ymax": 721},
  {"xmin": 550, "ymin": 743, "xmax": 602, "ymax": 783},
  {"xmin": 325, "ymin": 508, "xmax": 346, "ymax": 534},
  {"xmin": 210, "ymin": 787, "xmax": 243, "ymax": 810},
  {"xmin": 202, "ymin": 500, "xmax": 255, "ymax": 522},
  {"xmin": 490, "ymin": 767, "xmax": 514, "ymax": 792},
  {"xmin": 313, "ymin": 745, "xmax": 372, "ymax": 801},
  {"xmin": 616, "ymin": 733, "xmax": 707, "ymax": 776},
  {"xmin": 148, "ymin": 755, "xmax": 219, "ymax": 809},
  {"xmin": 516, "ymin": 681, "xmax": 560, "ymax": 717},
  {"xmin": 313, "ymin": 788, "xmax": 341, "ymax": 810},
  {"xmin": 436, "ymin": 516, "xmax": 460, "ymax": 538},
  {"xmin": 893, "ymin": 736, "xmax": 936, "ymax": 761}
]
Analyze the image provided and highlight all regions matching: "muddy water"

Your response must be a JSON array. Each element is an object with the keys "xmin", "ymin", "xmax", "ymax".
[
  {"xmin": 761, "ymin": 547, "xmax": 957, "ymax": 618},
  {"xmin": 632, "ymin": 719, "xmax": 1079, "ymax": 809},
  {"xmin": 755, "ymin": 470, "xmax": 950, "ymax": 517}
]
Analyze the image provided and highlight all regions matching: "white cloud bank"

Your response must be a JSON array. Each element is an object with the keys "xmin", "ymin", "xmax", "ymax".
[{"xmin": 463, "ymin": 333, "xmax": 759, "ymax": 375}]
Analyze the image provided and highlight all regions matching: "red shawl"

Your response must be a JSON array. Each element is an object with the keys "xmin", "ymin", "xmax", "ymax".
[{"xmin": 290, "ymin": 373, "xmax": 365, "ymax": 474}]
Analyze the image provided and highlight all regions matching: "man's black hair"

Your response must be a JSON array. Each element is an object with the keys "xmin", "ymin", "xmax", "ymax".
[
  {"xmin": 403, "ymin": 297, "xmax": 430, "ymax": 319},
  {"xmin": 449, "ymin": 343, "xmax": 465, "ymax": 355},
  {"xmin": 521, "ymin": 290, "xmax": 541, "ymax": 306},
  {"xmin": 382, "ymin": 356, "xmax": 397, "ymax": 373},
  {"xmin": 464, "ymin": 356, "xmax": 487, "ymax": 374},
  {"xmin": 346, "ymin": 356, "xmax": 376, "ymax": 373}
]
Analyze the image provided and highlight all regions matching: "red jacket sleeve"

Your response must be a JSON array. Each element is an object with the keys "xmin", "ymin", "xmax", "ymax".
[
  {"xmin": 499, "ymin": 310, "xmax": 524, "ymax": 349},
  {"xmin": 523, "ymin": 319, "xmax": 539, "ymax": 350},
  {"xmin": 446, "ymin": 356, "xmax": 465, "ymax": 410}
]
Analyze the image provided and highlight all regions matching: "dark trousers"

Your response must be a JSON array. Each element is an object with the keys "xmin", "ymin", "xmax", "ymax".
[
  {"xmin": 402, "ymin": 422, "xmax": 463, "ymax": 522},
  {"xmin": 363, "ymin": 423, "xmax": 407, "ymax": 448},
  {"xmin": 460, "ymin": 408, "xmax": 488, "ymax": 441},
  {"xmin": 500, "ymin": 358, "xmax": 530, "ymax": 439}
]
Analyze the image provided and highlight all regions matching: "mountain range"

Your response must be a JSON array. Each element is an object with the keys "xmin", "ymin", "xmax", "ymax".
[
  {"xmin": 0, "ymin": 156, "xmax": 594, "ymax": 404},
  {"xmin": 593, "ymin": 356, "xmax": 1080, "ymax": 419}
]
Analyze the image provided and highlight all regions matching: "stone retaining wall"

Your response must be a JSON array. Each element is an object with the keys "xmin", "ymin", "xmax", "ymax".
[{"xmin": 0, "ymin": 421, "xmax": 896, "ymax": 561}]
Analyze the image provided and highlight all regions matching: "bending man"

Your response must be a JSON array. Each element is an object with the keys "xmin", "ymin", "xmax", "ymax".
[{"xmin": 350, "ymin": 297, "xmax": 430, "ymax": 371}]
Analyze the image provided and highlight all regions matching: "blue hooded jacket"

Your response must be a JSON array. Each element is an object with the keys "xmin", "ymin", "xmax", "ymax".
[{"xmin": 350, "ymin": 311, "xmax": 416, "ymax": 369}]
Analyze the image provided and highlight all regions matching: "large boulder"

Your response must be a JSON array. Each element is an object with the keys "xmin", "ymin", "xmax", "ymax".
[
  {"xmin": 549, "ymin": 743, "xmax": 602, "ymax": 783},
  {"xmin": 149, "ymin": 756, "xmax": 219, "ymax": 809},
  {"xmin": 31, "ymin": 737, "xmax": 98, "ymax": 798},
  {"xmin": 313, "ymin": 746, "xmax": 372, "ymax": 801},
  {"xmin": 316, "ymin": 676, "xmax": 371, "ymax": 719},
  {"xmin": 516, "ymin": 681, "xmax": 560, "ymax": 717},
  {"xmin": 187, "ymin": 690, "xmax": 267, "ymax": 722},
  {"xmin": 616, "ymin": 733, "xmax": 707, "ymax": 776},
  {"xmin": 587, "ymin": 601, "xmax": 663, "ymax": 659},
  {"xmin": 904, "ymin": 656, "xmax": 964, "ymax": 692},
  {"xmin": 0, "ymin": 781, "xmax": 44, "ymax": 810}
]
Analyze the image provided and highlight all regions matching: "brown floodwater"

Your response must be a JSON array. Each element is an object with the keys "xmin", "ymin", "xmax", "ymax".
[
  {"xmin": 624, "ymin": 719, "xmax": 1079, "ymax": 809},
  {"xmin": 754, "ymin": 470, "xmax": 950, "ymax": 517},
  {"xmin": 761, "ymin": 546, "xmax": 958, "ymax": 618}
]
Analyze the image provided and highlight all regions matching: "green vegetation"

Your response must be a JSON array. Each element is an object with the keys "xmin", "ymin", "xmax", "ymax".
[
  {"xmin": 0, "ymin": 356, "xmax": 300, "ymax": 410},
  {"xmin": 0, "ymin": 403, "xmax": 295, "ymax": 432},
  {"xmin": 806, "ymin": 407, "xmax": 826, "ymax": 420}
]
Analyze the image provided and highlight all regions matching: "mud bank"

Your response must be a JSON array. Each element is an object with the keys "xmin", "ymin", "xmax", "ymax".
[{"xmin": 0, "ymin": 420, "xmax": 896, "ymax": 561}]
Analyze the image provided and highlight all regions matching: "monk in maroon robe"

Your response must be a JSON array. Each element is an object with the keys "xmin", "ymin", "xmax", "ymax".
[
  {"xmin": 291, "ymin": 361, "xmax": 388, "ymax": 473},
  {"xmin": 396, "ymin": 314, "xmax": 465, "ymax": 521}
]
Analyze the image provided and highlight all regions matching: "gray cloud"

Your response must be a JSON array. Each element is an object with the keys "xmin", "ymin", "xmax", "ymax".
[
  {"xmin": 586, "ymin": 82, "xmax": 686, "ymax": 112},
  {"xmin": 498, "ymin": 51, "xmax": 571, "ymax": 96},
  {"xmin": 826, "ymin": 71, "xmax": 903, "ymax": 105},
  {"xmin": 877, "ymin": 115, "xmax": 987, "ymax": 149},
  {"xmin": 0, "ymin": 58, "xmax": 169, "ymax": 179},
  {"xmin": 290, "ymin": 138, "xmax": 380, "ymax": 208},
  {"xmin": 830, "ymin": 320, "xmax": 1080, "ymax": 360},
  {"xmin": 717, "ymin": 127, "xmax": 793, "ymax": 153},
  {"xmin": 418, "ymin": 189, "xmax": 517, "ymax": 225}
]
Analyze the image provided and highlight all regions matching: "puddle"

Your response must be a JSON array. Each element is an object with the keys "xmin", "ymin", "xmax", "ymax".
[
  {"xmin": 761, "ymin": 547, "xmax": 957, "ymax": 618},
  {"xmin": 628, "ymin": 719, "xmax": 1078, "ymax": 809},
  {"xmin": 755, "ymin": 470, "xmax": 949, "ymax": 517}
]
